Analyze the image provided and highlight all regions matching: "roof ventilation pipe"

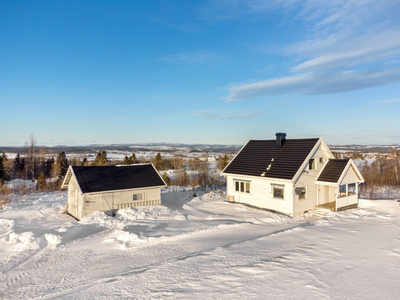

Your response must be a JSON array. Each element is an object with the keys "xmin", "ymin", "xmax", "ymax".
[{"xmin": 275, "ymin": 133, "xmax": 286, "ymax": 149}]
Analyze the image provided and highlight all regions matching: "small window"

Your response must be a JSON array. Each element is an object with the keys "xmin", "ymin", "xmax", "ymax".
[
  {"xmin": 245, "ymin": 182, "xmax": 250, "ymax": 193},
  {"xmin": 319, "ymin": 157, "xmax": 324, "ymax": 163},
  {"xmin": 273, "ymin": 187, "xmax": 284, "ymax": 199},
  {"xmin": 339, "ymin": 185, "xmax": 346, "ymax": 197},
  {"xmin": 299, "ymin": 187, "xmax": 307, "ymax": 199},
  {"xmin": 234, "ymin": 180, "xmax": 251, "ymax": 194},
  {"xmin": 309, "ymin": 159, "xmax": 316, "ymax": 170},
  {"xmin": 348, "ymin": 183, "xmax": 356, "ymax": 195},
  {"xmin": 133, "ymin": 193, "xmax": 143, "ymax": 201}
]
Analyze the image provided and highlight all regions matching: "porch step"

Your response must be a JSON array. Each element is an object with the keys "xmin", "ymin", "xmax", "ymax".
[{"xmin": 311, "ymin": 208, "xmax": 332, "ymax": 217}]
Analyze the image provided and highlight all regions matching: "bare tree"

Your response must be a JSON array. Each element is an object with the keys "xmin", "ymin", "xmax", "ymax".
[{"xmin": 25, "ymin": 133, "xmax": 37, "ymax": 182}]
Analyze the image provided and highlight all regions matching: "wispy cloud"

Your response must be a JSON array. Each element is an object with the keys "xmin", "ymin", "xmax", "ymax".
[
  {"xmin": 193, "ymin": 109, "xmax": 262, "ymax": 120},
  {"xmin": 376, "ymin": 97, "xmax": 400, "ymax": 103},
  {"xmin": 160, "ymin": 50, "xmax": 218, "ymax": 63},
  {"xmin": 219, "ymin": 0, "xmax": 400, "ymax": 100},
  {"xmin": 291, "ymin": 30, "xmax": 400, "ymax": 72},
  {"xmin": 227, "ymin": 69, "xmax": 400, "ymax": 101}
]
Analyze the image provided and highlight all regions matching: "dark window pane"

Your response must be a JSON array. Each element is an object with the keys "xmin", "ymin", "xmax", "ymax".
[
  {"xmin": 339, "ymin": 184, "xmax": 346, "ymax": 197},
  {"xmin": 348, "ymin": 183, "xmax": 356, "ymax": 195},
  {"xmin": 309, "ymin": 159, "xmax": 315, "ymax": 170},
  {"xmin": 274, "ymin": 187, "xmax": 284, "ymax": 199}
]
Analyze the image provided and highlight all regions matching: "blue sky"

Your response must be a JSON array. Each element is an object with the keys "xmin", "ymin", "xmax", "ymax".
[{"xmin": 1, "ymin": 0, "xmax": 400, "ymax": 146}]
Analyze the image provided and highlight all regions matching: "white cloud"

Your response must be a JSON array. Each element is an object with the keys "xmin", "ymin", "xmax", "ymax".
[
  {"xmin": 291, "ymin": 30, "xmax": 400, "ymax": 72},
  {"xmin": 193, "ymin": 109, "xmax": 262, "ymax": 120},
  {"xmin": 221, "ymin": 0, "xmax": 400, "ymax": 100},
  {"xmin": 160, "ymin": 50, "xmax": 218, "ymax": 63},
  {"xmin": 376, "ymin": 97, "xmax": 400, "ymax": 103},
  {"xmin": 226, "ymin": 69, "xmax": 400, "ymax": 101}
]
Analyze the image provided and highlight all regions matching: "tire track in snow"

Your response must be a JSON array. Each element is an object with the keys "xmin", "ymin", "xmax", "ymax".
[{"xmin": 9, "ymin": 218, "xmax": 318, "ymax": 299}]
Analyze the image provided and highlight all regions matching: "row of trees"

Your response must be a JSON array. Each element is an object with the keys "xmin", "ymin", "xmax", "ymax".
[
  {"xmin": 358, "ymin": 149, "xmax": 400, "ymax": 188},
  {"xmin": 0, "ymin": 146, "xmax": 232, "ymax": 191}
]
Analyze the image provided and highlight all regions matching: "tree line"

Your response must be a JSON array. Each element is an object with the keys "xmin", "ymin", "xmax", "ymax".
[{"xmin": 0, "ymin": 137, "xmax": 232, "ymax": 193}]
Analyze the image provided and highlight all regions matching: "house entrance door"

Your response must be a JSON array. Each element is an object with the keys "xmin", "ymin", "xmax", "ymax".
[
  {"xmin": 324, "ymin": 186, "xmax": 330, "ymax": 204},
  {"xmin": 318, "ymin": 185, "xmax": 331, "ymax": 205}
]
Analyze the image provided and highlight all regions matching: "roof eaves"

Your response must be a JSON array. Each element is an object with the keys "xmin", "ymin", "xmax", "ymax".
[
  {"xmin": 337, "ymin": 159, "xmax": 365, "ymax": 184},
  {"xmin": 84, "ymin": 185, "xmax": 166, "ymax": 196},
  {"xmin": 61, "ymin": 165, "xmax": 83, "ymax": 195},
  {"xmin": 220, "ymin": 139, "xmax": 251, "ymax": 176},
  {"xmin": 150, "ymin": 163, "xmax": 168, "ymax": 187},
  {"xmin": 222, "ymin": 172, "xmax": 293, "ymax": 182},
  {"xmin": 315, "ymin": 180, "xmax": 338, "ymax": 186},
  {"xmin": 60, "ymin": 165, "xmax": 72, "ymax": 189}
]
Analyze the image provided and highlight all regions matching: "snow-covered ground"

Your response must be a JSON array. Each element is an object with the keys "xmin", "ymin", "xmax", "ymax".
[{"xmin": 0, "ymin": 189, "xmax": 400, "ymax": 299}]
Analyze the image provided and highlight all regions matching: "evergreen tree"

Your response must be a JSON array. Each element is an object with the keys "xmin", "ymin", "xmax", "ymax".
[
  {"xmin": 154, "ymin": 153, "xmax": 163, "ymax": 170},
  {"xmin": 92, "ymin": 151, "xmax": 108, "ymax": 166},
  {"xmin": 13, "ymin": 153, "xmax": 23, "ymax": 177},
  {"xmin": 221, "ymin": 154, "xmax": 229, "ymax": 170},
  {"xmin": 123, "ymin": 152, "xmax": 138, "ymax": 165},
  {"xmin": 129, "ymin": 152, "xmax": 138, "ymax": 164},
  {"xmin": 36, "ymin": 172, "xmax": 46, "ymax": 191},
  {"xmin": 20, "ymin": 158, "xmax": 26, "ymax": 178},
  {"xmin": 162, "ymin": 172, "xmax": 171, "ymax": 185},
  {"xmin": 0, "ymin": 156, "xmax": 8, "ymax": 186},
  {"xmin": 43, "ymin": 157, "xmax": 54, "ymax": 177},
  {"xmin": 82, "ymin": 157, "xmax": 88, "ymax": 166},
  {"xmin": 56, "ymin": 151, "xmax": 69, "ymax": 179},
  {"xmin": 123, "ymin": 156, "xmax": 130, "ymax": 165}
]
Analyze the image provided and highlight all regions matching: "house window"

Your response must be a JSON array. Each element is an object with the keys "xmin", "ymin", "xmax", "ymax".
[
  {"xmin": 299, "ymin": 187, "xmax": 307, "ymax": 199},
  {"xmin": 234, "ymin": 180, "xmax": 250, "ymax": 194},
  {"xmin": 133, "ymin": 193, "xmax": 143, "ymax": 201},
  {"xmin": 272, "ymin": 184, "xmax": 284, "ymax": 199},
  {"xmin": 319, "ymin": 157, "xmax": 324, "ymax": 163},
  {"xmin": 309, "ymin": 158, "xmax": 316, "ymax": 170},
  {"xmin": 348, "ymin": 183, "xmax": 356, "ymax": 195},
  {"xmin": 339, "ymin": 185, "xmax": 346, "ymax": 197}
]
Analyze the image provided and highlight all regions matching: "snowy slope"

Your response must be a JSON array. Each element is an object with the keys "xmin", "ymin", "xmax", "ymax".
[{"xmin": 0, "ymin": 189, "xmax": 399, "ymax": 299}]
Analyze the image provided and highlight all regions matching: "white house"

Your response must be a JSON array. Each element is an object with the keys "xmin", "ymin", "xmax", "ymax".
[
  {"xmin": 221, "ymin": 133, "xmax": 364, "ymax": 216},
  {"xmin": 61, "ymin": 163, "xmax": 167, "ymax": 220}
]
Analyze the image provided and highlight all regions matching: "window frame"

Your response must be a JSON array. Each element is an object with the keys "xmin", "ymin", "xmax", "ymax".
[
  {"xmin": 133, "ymin": 193, "xmax": 143, "ymax": 201},
  {"xmin": 339, "ymin": 184, "xmax": 347, "ymax": 197},
  {"xmin": 272, "ymin": 184, "xmax": 285, "ymax": 200},
  {"xmin": 234, "ymin": 179, "xmax": 251, "ymax": 194},
  {"xmin": 348, "ymin": 183, "xmax": 356, "ymax": 195},
  {"xmin": 309, "ymin": 158, "xmax": 316, "ymax": 170},
  {"xmin": 299, "ymin": 187, "xmax": 307, "ymax": 200}
]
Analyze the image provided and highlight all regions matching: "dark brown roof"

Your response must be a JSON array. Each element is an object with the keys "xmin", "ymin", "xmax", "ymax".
[
  {"xmin": 317, "ymin": 159, "xmax": 349, "ymax": 183},
  {"xmin": 222, "ymin": 138, "xmax": 320, "ymax": 180},
  {"xmin": 72, "ymin": 164, "xmax": 166, "ymax": 194}
]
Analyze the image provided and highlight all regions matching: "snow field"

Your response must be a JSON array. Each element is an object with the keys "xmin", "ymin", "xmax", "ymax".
[{"xmin": 0, "ymin": 187, "xmax": 399, "ymax": 299}]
